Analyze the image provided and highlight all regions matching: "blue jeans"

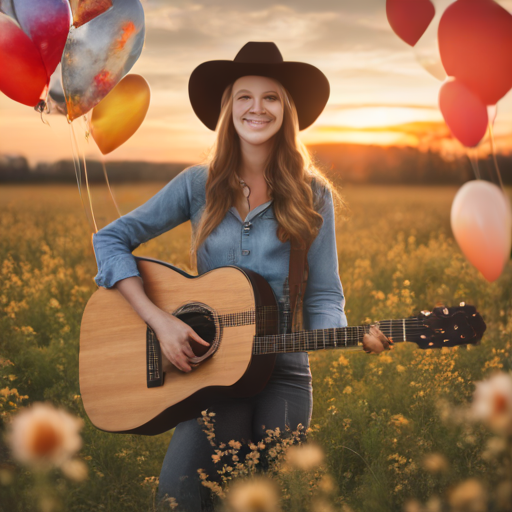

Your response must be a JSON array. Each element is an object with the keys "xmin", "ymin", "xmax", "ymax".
[{"xmin": 157, "ymin": 360, "xmax": 312, "ymax": 512}]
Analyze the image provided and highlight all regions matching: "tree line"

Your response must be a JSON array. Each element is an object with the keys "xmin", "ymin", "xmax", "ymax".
[{"xmin": 1, "ymin": 144, "xmax": 510, "ymax": 185}]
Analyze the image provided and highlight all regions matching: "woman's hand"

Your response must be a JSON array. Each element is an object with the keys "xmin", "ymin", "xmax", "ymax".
[
  {"xmin": 362, "ymin": 325, "xmax": 393, "ymax": 355},
  {"xmin": 149, "ymin": 309, "xmax": 210, "ymax": 373}
]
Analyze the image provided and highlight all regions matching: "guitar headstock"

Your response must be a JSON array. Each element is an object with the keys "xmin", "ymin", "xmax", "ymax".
[{"xmin": 412, "ymin": 303, "xmax": 486, "ymax": 349}]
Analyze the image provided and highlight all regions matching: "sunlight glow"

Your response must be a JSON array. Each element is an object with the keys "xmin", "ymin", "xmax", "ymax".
[{"xmin": 321, "ymin": 106, "xmax": 442, "ymax": 129}]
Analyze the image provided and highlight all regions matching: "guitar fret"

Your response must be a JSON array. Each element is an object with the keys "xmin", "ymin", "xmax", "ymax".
[{"xmin": 250, "ymin": 312, "xmax": 437, "ymax": 356}]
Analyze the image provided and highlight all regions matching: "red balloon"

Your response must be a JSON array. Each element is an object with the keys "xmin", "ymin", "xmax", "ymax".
[
  {"xmin": 386, "ymin": 0, "xmax": 435, "ymax": 47},
  {"xmin": 0, "ymin": 13, "xmax": 48, "ymax": 106},
  {"xmin": 439, "ymin": 78, "xmax": 488, "ymax": 147},
  {"xmin": 13, "ymin": 0, "xmax": 72, "ymax": 79},
  {"xmin": 438, "ymin": 0, "xmax": 512, "ymax": 106}
]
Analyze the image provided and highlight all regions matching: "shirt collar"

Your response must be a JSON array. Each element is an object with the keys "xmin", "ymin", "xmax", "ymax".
[{"xmin": 229, "ymin": 200, "xmax": 273, "ymax": 223}]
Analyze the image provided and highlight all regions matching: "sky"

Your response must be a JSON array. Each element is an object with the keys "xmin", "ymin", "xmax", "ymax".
[{"xmin": 2, "ymin": 0, "xmax": 512, "ymax": 165}]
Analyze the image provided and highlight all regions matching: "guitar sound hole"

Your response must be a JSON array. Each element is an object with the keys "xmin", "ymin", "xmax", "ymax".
[{"xmin": 174, "ymin": 305, "xmax": 217, "ymax": 358}]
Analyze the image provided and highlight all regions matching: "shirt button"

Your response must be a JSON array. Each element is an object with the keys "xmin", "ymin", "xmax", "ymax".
[{"xmin": 242, "ymin": 250, "xmax": 250, "ymax": 256}]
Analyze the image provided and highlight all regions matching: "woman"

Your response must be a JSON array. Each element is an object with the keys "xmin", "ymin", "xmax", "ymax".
[{"xmin": 92, "ymin": 42, "xmax": 390, "ymax": 511}]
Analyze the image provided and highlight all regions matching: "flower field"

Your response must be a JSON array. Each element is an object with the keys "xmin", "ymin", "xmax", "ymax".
[{"xmin": 0, "ymin": 182, "xmax": 511, "ymax": 512}]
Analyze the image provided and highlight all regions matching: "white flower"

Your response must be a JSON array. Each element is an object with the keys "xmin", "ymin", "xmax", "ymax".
[
  {"xmin": 7, "ymin": 402, "xmax": 83, "ymax": 469},
  {"xmin": 471, "ymin": 372, "xmax": 512, "ymax": 433}
]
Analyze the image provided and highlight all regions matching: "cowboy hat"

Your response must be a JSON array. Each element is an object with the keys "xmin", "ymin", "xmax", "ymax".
[{"xmin": 188, "ymin": 41, "xmax": 330, "ymax": 131}]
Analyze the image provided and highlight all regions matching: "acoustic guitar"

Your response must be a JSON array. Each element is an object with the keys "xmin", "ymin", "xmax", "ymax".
[{"xmin": 79, "ymin": 256, "xmax": 486, "ymax": 436}]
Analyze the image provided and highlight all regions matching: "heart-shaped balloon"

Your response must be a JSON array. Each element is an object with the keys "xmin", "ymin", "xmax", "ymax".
[
  {"xmin": 12, "ymin": 0, "xmax": 71, "ymax": 79},
  {"xmin": 0, "ymin": 12, "xmax": 48, "ymax": 106},
  {"xmin": 451, "ymin": 180, "xmax": 512, "ymax": 282},
  {"xmin": 90, "ymin": 74, "xmax": 150, "ymax": 154},
  {"xmin": 439, "ymin": 78, "xmax": 488, "ymax": 147},
  {"xmin": 62, "ymin": 0, "xmax": 145, "ymax": 121},
  {"xmin": 386, "ymin": 0, "xmax": 436, "ymax": 47},
  {"xmin": 438, "ymin": 0, "xmax": 512, "ymax": 106}
]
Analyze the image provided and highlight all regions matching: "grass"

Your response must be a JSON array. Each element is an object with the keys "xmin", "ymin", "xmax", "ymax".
[{"xmin": 0, "ymin": 182, "xmax": 511, "ymax": 512}]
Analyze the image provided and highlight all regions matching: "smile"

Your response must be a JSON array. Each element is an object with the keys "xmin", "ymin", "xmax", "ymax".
[{"xmin": 244, "ymin": 119, "xmax": 271, "ymax": 127}]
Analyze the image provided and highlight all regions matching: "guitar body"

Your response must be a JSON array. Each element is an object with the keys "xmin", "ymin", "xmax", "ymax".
[{"xmin": 79, "ymin": 257, "xmax": 278, "ymax": 435}]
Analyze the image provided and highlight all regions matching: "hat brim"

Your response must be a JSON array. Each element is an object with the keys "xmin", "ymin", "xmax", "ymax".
[{"xmin": 188, "ymin": 60, "xmax": 330, "ymax": 131}]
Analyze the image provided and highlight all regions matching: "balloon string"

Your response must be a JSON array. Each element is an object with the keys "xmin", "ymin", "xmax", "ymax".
[
  {"xmin": 76, "ymin": 119, "xmax": 98, "ymax": 233},
  {"xmin": 487, "ymin": 119, "xmax": 505, "ymax": 191},
  {"xmin": 468, "ymin": 148, "xmax": 481, "ymax": 180},
  {"xmin": 101, "ymin": 158, "xmax": 122, "ymax": 218},
  {"xmin": 69, "ymin": 122, "xmax": 95, "ymax": 233}
]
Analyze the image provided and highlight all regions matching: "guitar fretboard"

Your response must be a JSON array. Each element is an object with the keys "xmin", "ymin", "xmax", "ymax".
[
  {"xmin": 217, "ymin": 306, "xmax": 429, "ymax": 355},
  {"xmin": 221, "ymin": 305, "xmax": 278, "ymax": 328},
  {"xmin": 252, "ymin": 318, "xmax": 428, "ymax": 355}
]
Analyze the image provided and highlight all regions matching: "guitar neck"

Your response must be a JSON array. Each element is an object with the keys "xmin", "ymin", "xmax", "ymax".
[{"xmin": 252, "ymin": 318, "xmax": 426, "ymax": 355}]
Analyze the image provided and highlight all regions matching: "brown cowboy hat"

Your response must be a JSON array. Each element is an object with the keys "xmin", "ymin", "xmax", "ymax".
[{"xmin": 188, "ymin": 41, "xmax": 330, "ymax": 131}]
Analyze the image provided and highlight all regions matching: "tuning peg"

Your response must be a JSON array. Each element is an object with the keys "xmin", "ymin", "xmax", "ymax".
[
  {"xmin": 459, "ymin": 302, "xmax": 465, "ymax": 307},
  {"xmin": 421, "ymin": 310, "xmax": 431, "ymax": 316},
  {"xmin": 443, "ymin": 308, "xmax": 449, "ymax": 315}
]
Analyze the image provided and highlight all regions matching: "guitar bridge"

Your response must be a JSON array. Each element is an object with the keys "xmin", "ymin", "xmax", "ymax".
[{"xmin": 146, "ymin": 325, "xmax": 165, "ymax": 388}]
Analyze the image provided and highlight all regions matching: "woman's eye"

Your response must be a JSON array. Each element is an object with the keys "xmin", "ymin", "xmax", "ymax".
[{"xmin": 238, "ymin": 95, "xmax": 278, "ymax": 100}]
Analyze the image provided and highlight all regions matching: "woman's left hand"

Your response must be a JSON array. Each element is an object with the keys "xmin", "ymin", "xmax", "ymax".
[{"xmin": 362, "ymin": 325, "xmax": 393, "ymax": 355}]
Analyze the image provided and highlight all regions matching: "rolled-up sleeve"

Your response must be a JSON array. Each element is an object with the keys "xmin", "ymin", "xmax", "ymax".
[
  {"xmin": 303, "ymin": 187, "xmax": 347, "ymax": 330},
  {"xmin": 92, "ymin": 165, "xmax": 195, "ymax": 289}
]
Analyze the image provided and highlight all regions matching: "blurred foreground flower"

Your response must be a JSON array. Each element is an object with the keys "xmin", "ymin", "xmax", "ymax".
[
  {"xmin": 61, "ymin": 458, "xmax": 88, "ymax": 482},
  {"xmin": 471, "ymin": 372, "xmax": 512, "ymax": 434},
  {"xmin": 226, "ymin": 476, "xmax": 281, "ymax": 512},
  {"xmin": 448, "ymin": 478, "xmax": 487, "ymax": 512},
  {"xmin": 284, "ymin": 442, "xmax": 324, "ymax": 471},
  {"xmin": 421, "ymin": 453, "xmax": 449, "ymax": 474},
  {"xmin": 6, "ymin": 402, "xmax": 83, "ymax": 469}
]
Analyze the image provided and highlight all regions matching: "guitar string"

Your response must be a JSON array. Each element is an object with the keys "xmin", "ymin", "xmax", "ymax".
[
  {"xmin": 217, "ymin": 308, "xmax": 435, "ymax": 326},
  {"xmin": 211, "ymin": 306, "xmax": 465, "ymax": 354},
  {"xmin": 251, "ymin": 325, "xmax": 464, "ymax": 354}
]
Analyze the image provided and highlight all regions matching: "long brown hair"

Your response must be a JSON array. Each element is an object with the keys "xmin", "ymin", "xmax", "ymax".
[{"xmin": 190, "ymin": 78, "xmax": 342, "ymax": 267}]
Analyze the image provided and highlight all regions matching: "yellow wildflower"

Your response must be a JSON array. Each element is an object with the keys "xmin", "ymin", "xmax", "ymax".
[{"xmin": 226, "ymin": 477, "xmax": 280, "ymax": 512}]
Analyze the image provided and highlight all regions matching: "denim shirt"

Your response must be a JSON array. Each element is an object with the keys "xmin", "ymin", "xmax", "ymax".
[{"xmin": 92, "ymin": 164, "xmax": 347, "ymax": 382}]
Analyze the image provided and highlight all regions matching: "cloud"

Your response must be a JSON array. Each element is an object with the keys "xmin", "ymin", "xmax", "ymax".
[{"xmin": 136, "ymin": 0, "xmax": 417, "ymax": 100}]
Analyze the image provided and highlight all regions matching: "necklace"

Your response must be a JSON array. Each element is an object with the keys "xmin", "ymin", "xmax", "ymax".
[
  {"xmin": 235, "ymin": 174, "xmax": 251, "ymax": 214},
  {"xmin": 236, "ymin": 174, "xmax": 251, "ymax": 198}
]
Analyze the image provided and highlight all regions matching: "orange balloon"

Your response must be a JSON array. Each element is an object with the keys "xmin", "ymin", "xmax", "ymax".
[
  {"xmin": 90, "ymin": 74, "xmax": 150, "ymax": 155},
  {"xmin": 451, "ymin": 180, "xmax": 512, "ymax": 282}
]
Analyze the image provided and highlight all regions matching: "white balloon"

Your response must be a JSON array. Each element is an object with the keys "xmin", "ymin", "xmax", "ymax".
[
  {"xmin": 414, "ymin": 0, "xmax": 456, "ymax": 81},
  {"xmin": 451, "ymin": 180, "xmax": 511, "ymax": 282},
  {"xmin": 487, "ymin": 104, "xmax": 498, "ymax": 126}
]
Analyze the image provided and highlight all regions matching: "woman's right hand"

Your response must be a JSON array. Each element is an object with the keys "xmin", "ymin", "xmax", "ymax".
[{"xmin": 149, "ymin": 310, "xmax": 210, "ymax": 373}]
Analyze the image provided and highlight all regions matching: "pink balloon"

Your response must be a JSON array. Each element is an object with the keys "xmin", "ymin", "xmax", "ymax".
[
  {"xmin": 439, "ymin": 78, "xmax": 488, "ymax": 147},
  {"xmin": 386, "ymin": 0, "xmax": 435, "ymax": 46},
  {"xmin": 451, "ymin": 180, "xmax": 512, "ymax": 282}
]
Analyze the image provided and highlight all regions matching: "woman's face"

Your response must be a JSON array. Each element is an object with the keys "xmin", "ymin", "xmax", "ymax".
[{"xmin": 232, "ymin": 75, "xmax": 284, "ymax": 147}]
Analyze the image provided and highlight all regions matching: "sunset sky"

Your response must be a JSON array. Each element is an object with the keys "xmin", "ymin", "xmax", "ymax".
[{"xmin": 2, "ymin": 0, "xmax": 512, "ymax": 165}]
